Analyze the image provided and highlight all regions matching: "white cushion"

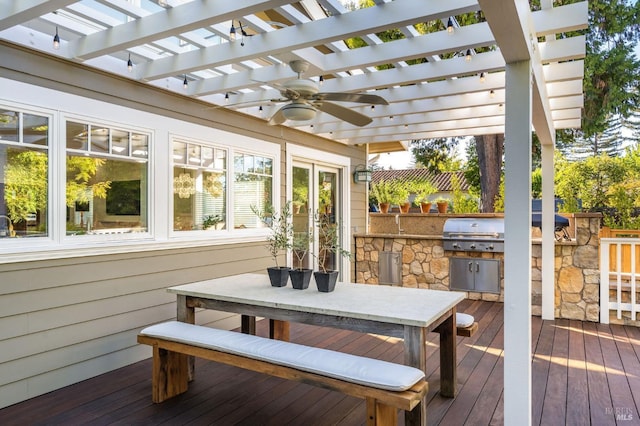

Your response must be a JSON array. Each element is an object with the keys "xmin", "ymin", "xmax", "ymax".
[
  {"xmin": 456, "ymin": 312, "xmax": 475, "ymax": 328},
  {"xmin": 140, "ymin": 321, "xmax": 424, "ymax": 392}
]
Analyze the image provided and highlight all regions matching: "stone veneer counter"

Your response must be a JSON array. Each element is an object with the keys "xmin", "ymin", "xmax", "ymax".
[{"xmin": 355, "ymin": 213, "xmax": 602, "ymax": 322}]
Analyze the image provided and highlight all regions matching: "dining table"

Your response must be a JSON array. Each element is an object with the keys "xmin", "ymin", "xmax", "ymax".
[{"xmin": 167, "ymin": 272, "xmax": 465, "ymax": 426}]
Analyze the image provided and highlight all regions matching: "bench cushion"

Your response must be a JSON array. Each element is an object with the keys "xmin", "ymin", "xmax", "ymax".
[
  {"xmin": 456, "ymin": 313, "xmax": 475, "ymax": 328},
  {"xmin": 140, "ymin": 321, "xmax": 424, "ymax": 392}
]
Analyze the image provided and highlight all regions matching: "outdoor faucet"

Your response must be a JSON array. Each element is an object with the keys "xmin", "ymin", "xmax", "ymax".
[{"xmin": 395, "ymin": 214, "xmax": 404, "ymax": 234}]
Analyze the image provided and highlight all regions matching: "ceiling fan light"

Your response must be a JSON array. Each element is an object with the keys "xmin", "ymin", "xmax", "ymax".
[{"xmin": 281, "ymin": 103, "xmax": 316, "ymax": 121}]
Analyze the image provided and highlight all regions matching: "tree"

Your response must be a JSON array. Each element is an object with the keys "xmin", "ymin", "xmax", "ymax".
[
  {"xmin": 556, "ymin": 0, "xmax": 640, "ymax": 158},
  {"xmin": 411, "ymin": 138, "xmax": 464, "ymax": 173},
  {"xmin": 475, "ymin": 134, "xmax": 504, "ymax": 212}
]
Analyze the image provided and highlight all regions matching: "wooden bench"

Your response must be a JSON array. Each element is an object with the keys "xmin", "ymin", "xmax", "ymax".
[
  {"xmin": 456, "ymin": 313, "xmax": 478, "ymax": 337},
  {"xmin": 138, "ymin": 321, "xmax": 428, "ymax": 425}
]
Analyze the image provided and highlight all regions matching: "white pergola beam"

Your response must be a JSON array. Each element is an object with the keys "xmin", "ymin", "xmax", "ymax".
[
  {"xmin": 69, "ymin": 0, "xmax": 293, "ymax": 60},
  {"xmin": 0, "ymin": 0, "xmax": 77, "ymax": 31},
  {"xmin": 140, "ymin": 0, "xmax": 480, "ymax": 80}
]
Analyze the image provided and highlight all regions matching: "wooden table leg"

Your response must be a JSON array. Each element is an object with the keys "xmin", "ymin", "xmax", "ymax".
[
  {"xmin": 269, "ymin": 319, "xmax": 290, "ymax": 341},
  {"xmin": 241, "ymin": 315, "xmax": 256, "ymax": 334},
  {"xmin": 435, "ymin": 307, "xmax": 457, "ymax": 397},
  {"xmin": 404, "ymin": 325, "xmax": 427, "ymax": 426},
  {"xmin": 176, "ymin": 295, "xmax": 196, "ymax": 381}
]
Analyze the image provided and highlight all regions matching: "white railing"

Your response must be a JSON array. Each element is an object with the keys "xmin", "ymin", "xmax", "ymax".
[{"xmin": 600, "ymin": 237, "xmax": 640, "ymax": 323}]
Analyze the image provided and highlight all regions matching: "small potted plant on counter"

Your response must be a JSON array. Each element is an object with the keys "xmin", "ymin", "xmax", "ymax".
[
  {"xmin": 289, "ymin": 230, "xmax": 313, "ymax": 289},
  {"xmin": 435, "ymin": 196, "xmax": 450, "ymax": 214},
  {"xmin": 251, "ymin": 201, "xmax": 293, "ymax": 287},
  {"xmin": 412, "ymin": 177, "xmax": 437, "ymax": 213},
  {"xmin": 313, "ymin": 211, "xmax": 352, "ymax": 292}
]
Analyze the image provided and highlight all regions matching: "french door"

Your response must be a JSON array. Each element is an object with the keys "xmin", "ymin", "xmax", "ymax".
[{"xmin": 291, "ymin": 162, "xmax": 342, "ymax": 275}]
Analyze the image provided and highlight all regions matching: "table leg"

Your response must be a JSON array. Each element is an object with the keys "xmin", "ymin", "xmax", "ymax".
[
  {"xmin": 176, "ymin": 295, "xmax": 196, "ymax": 381},
  {"xmin": 404, "ymin": 325, "xmax": 427, "ymax": 426},
  {"xmin": 435, "ymin": 308, "xmax": 457, "ymax": 397},
  {"xmin": 269, "ymin": 319, "xmax": 290, "ymax": 341},
  {"xmin": 241, "ymin": 315, "xmax": 256, "ymax": 334}
]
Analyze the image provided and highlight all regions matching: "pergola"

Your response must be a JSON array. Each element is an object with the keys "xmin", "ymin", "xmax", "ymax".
[{"xmin": 0, "ymin": 0, "xmax": 587, "ymax": 423}]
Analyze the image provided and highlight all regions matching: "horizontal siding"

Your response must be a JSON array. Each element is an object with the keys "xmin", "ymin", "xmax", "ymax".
[{"xmin": 0, "ymin": 242, "xmax": 265, "ymax": 409}]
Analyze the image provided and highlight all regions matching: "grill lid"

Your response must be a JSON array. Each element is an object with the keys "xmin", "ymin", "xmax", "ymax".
[{"xmin": 442, "ymin": 218, "xmax": 504, "ymax": 239}]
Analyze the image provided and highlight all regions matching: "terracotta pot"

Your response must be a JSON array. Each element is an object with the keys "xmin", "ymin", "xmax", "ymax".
[
  {"xmin": 437, "ymin": 201, "xmax": 449, "ymax": 213},
  {"xmin": 399, "ymin": 202, "xmax": 411, "ymax": 214},
  {"xmin": 378, "ymin": 202, "xmax": 390, "ymax": 213},
  {"xmin": 420, "ymin": 202, "xmax": 432, "ymax": 213}
]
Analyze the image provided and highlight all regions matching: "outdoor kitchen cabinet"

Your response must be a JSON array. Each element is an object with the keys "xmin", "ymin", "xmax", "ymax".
[{"xmin": 449, "ymin": 257, "xmax": 501, "ymax": 294}]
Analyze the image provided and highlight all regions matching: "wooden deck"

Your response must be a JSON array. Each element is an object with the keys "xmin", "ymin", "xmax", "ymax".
[{"xmin": 2, "ymin": 299, "xmax": 640, "ymax": 425}]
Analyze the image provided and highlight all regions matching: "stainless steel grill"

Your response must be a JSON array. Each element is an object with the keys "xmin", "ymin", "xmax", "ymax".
[{"xmin": 442, "ymin": 218, "xmax": 504, "ymax": 253}]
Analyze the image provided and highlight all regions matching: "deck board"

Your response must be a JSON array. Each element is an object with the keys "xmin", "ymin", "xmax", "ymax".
[{"xmin": 2, "ymin": 300, "xmax": 640, "ymax": 425}]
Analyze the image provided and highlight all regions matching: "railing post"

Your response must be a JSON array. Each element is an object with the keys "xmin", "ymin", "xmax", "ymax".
[{"xmin": 600, "ymin": 238, "xmax": 610, "ymax": 324}]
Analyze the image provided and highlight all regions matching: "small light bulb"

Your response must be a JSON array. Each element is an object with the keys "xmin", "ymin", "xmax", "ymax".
[
  {"xmin": 53, "ymin": 27, "xmax": 60, "ymax": 50},
  {"xmin": 127, "ymin": 54, "xmax": 133, "ymax": 72},
  {"xmin": 490, "ymin": 90, "xmax": 495, "ymax": 98},
  {"xmin": 479, "ymin": 72, "xmax": 485, "ymax": 83},
  {"xmin": 183, "ymin": 75, "xmax": 188, "ymax": 89},
  {"xmin": 447, "ymin": 18, "xmax": 454, "ymax": 33},
  {"xmin": 465, "ymin": 49, "xmax": 472, "ymax": 62},
  {"xmin": 225, "ymin": 93, "xmax": 229, "ymax": 103}
]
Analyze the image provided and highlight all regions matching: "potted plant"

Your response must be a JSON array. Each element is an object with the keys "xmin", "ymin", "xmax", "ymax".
[
  {"xmin": 435, "ymin": 196, "xmax": 450, "ymax": 213},
  {"xmin": 289, "ymin": 230, "xmax": 313, "ymax": 289},
  {"xmin": 251, "ymin": 202, "xmax": 293, "ymax": 287},
  {"xmin": 202, "ymin": 214, "xmax": 223, "ymax": 230},
  {"xmin": 369, "ymin": 179, "xmax": 394, "ymax": 213},
  {"xmin": 412, "ymin": 177, "xmax": 438, "ymax": 213},
  {"xmin": 394, "ymin": 179, "xmax": 412, "ymax": 214},
  {"xmin": 313, "ymin": 211, "xmax": 352, "ymax": 292}
]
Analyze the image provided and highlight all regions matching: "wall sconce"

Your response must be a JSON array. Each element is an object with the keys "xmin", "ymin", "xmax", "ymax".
[{"xmin": 353, "ymin": 165, "xmax": 372, "ymax": 183}]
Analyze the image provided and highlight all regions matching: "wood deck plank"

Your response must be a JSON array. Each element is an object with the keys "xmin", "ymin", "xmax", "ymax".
[
  {"xmin": 583, "ymin": 321, "xmax": 616, "ymax": 426},
  {"xmin": 565, "ymin": 320, "xmax": 590, "ymax": 426},
  {"xmin": 540, "ymin": 319, "xmax": 569, "ymax": 425},
  {"xmin": 2, "ymin": 301, "xmax": 640, "ymax": 426}
]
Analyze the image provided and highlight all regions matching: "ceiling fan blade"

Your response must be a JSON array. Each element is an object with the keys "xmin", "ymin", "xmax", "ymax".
[
  {"xmin": 314, "ymin": 101, "xmax": 372, "ymax": 127},
  {"xmin": 313, "ymin": 92, "xmax": 388, "ymax": 105},
  {"xmin": 268, "ymin": 105, "xmax": 287, "ymax": 125}
]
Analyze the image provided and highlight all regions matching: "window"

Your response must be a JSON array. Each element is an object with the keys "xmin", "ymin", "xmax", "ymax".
[
  {"xmin": 66, "ymin": 121, "xmax": 149, "ymax": 235},
  {"xmin": 0, "ymin": 109, "xmax": 49, "ymax": 238},
  {"xmin": 233, "ymin": 153, "xmax": 273, "ymax": 229},
  {"xmin": 172, "ymin": 140, "xmax": 227, "ymax": 231}
]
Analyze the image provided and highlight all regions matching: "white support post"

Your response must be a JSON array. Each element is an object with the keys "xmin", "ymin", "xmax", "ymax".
[
  {"xmin": 541, "ymin": 143, "xmax": 555, "ymax": 320},
  {"xmin": 503, "ymin": 60, "xmax": 533, "ymax": 426}
]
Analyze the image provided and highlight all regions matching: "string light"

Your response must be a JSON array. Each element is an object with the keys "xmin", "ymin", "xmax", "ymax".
[
  {"xmin": 53, "ymin": 26, "xmax": 60, "ymax": 50},
  {"xmin": 127, "ymin": 53, "xmax": 133, "ymax": 72},
  {"xmin": 479, "ymin": 72, "xmax": 486, "ymax": 83},
  {"xmin": 319, "ymin": 75, "xmax": 324, "ymax": 86},
  {"xmin": 465, "ymin": 49, "xmax": 472, "ymax": 62},
  {"xmin": 490, "ymin": 90, "xmax": 495, "ymax": 98},
  {"xmin": 447, "ymin": 17, "xmax": 454, "ymax": 33},
  {"xmin": 183, "ymin": 75, "xmax": 188, "ymax": 89},
  {"xmin": 224, "ymin": 93, "xmax": 229, "ymax": 103}
]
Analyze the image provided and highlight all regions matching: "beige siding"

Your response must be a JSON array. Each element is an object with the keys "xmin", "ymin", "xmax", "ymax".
[{"xmin": 0, "ymin": 42, "xmax": 368, "ymax": 409}]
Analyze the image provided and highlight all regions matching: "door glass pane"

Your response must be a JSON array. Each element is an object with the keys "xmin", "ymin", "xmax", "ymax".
[
  {"xmin": 318, "ymin": 171, "xmax": 338, "ymax": 272},
  {"xmin": 292, "ymin": 166, "xmax": 311, "ymax": 270}
]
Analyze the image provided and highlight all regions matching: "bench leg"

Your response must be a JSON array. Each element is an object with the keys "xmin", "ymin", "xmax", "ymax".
[
  {"xmin": 366, "ymin": 397, "xmax": 397, "ymax": 426},
  {"xmin": 269, "ymin": 319, "xmax": 290, "ymax": 341},
  {"xmin": 152, "ymin": 346, "xmax": 189, "ymax": 403}
]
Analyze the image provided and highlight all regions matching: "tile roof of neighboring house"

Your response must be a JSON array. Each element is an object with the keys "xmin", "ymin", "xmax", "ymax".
[{"xmin": 371, "ymin": 169, "xmax": 469, "ymax": 192}]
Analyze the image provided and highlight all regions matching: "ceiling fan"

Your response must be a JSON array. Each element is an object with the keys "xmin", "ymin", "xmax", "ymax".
[{"xmin": 264, "ymin": 60, "xmax": 388, "ymax": 127}]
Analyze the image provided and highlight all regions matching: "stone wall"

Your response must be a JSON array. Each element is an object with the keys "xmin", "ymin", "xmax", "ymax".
[{"xmin": 356, "ymin": 213, "xmax": 602, "ymax": 321}]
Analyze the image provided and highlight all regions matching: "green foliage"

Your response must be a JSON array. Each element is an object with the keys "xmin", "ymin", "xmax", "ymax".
[
  {"xmin": 531, "ymin": 168, "xmax": 542, "ymax": 198},
  {"xmin": 4, "ymin": 150, "xmax": 48, "ymax": 223},
  {"xmin": 369, "ymin": 179, "xmax": 408, "ymax": 205},
  {"xmin": 251, "ymin": 201, "xmax": 293, "ymax": 268},
  {"xmin": 450, "ymin": 174, "xmax": 479, "ymax": 213},
  {"xmin": 411, "ymin": 177, "xmax": 438, "ymax": 205},
  {"xmin": 411, "ymin": 138, "xmax": 464, "ymax": 173},
  {"xmin": 314, "ymin": 211, "xmax": 351, "ymax": 273},
  {"xmin": 604, "ymin": 178, "xmax": 640, "ymax": 228},
  {"xmin": 493, "ymin": 178, "xmax": 505, "ymax": 213},
  {"xmin": 66, "ymin": 156, "xmax": 111, "ymax": 207},
  {"xmin": 202, "ymin": 214, "xmax": 222, "ymax": 229},
  {"xmin": 291, "ymin": 230, "xmax": 312, "ymax": 271}
]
